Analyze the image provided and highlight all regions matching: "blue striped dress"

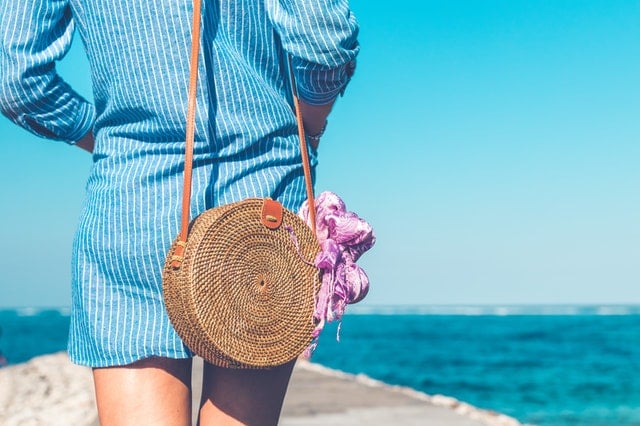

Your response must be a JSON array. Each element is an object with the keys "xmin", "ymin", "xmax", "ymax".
[{"xmin": 0, "ymin": 0, "xmax": 359, "ymax": 367}]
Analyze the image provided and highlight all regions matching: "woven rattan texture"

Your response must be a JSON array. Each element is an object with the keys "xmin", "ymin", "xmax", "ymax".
[{"xmin": 163, "ymin": 199, "xmax": 320, "ymax": 368}]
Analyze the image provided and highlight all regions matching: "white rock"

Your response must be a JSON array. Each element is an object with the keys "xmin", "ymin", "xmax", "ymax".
[{"xmin": 0, "ymin": 353, "xmax": 98, "ymax": 426}]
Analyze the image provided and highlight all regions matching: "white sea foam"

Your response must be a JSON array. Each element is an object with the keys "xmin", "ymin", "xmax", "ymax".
[
  {"xmin": 15, "ymin": 307, "xmax": 40, "ymax": 317},
  {"xmin": 11, "ymin": 307, "xmax": 72, "ymax": 316},
  {"xmin": 56, "ymin": 307, "xmax": 71, "ymax": 316}
]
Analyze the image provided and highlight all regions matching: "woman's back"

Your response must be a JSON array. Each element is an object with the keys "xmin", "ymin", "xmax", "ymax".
[{"xmin": 72, "ymin": 0, "xmax": 288, "ymax": 150}]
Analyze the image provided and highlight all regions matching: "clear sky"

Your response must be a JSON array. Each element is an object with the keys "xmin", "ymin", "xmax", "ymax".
[{"xmin": 1, "ymin": 1, "xmax": 638, "ymax": 308}]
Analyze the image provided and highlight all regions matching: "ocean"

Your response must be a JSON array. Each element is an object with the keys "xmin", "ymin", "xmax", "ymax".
[{"xmin": 1, "ymin": 306, "xmax": 639, "ymax": 426}]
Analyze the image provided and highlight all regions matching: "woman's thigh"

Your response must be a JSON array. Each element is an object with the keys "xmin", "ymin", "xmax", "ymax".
[
  {"xmin": 197, "ymin": 360, "xmax": 296, "ymax": 426},
  {"xmin": 93, "ymin": 357, "xmax": 193, "ymax": 426}
]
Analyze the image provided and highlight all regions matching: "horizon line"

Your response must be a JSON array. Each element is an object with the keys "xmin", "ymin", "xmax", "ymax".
[{"xmin": 2, "ymin": 304, "xmax": 640, "ymax": 316}]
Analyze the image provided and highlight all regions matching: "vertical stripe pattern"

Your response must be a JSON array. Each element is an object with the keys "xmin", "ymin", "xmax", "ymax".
[{"xmin": 0, "ymin": 0, "xmax": 359, "ymax": 367}]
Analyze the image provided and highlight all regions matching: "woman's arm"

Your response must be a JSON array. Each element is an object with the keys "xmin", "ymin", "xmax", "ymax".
[
  {"xmin": 265, "ymin": 0, "xmax": 359, "ymax": 106},
  {"xmin": 0, "ymin": 0, "xmax": 95, "ymax": 145},
  {"xmin": 298, "ymin": 99, "xmax": 334, "ymax": 150},
  {"xmin": 75, "ymin": 131, "xmax": 95, "ymax": 153}
]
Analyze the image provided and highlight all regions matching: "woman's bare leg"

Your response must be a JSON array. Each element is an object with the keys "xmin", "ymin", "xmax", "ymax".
[
  {"xmin": 93, "ymin": 357, "xmax": 193, "ymax": 426},
  {"xmin": 197, "ymin": 360, "xmax": 296, "ymax": 426}
]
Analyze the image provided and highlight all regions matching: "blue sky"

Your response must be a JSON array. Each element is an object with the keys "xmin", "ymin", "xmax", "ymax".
[{"xmin": 1, "ymin": 1, "xmax": 638, "ymax": 307}]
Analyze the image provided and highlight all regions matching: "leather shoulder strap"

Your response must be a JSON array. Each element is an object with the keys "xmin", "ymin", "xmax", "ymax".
[{"xmin": 171, "ymin": 0, "xmax": 317, "ymax": 268}]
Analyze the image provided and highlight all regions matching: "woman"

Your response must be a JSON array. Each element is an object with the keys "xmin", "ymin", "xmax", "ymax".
[{"xmin": 0, "ymin": 1, "xmax": 359, "ymax": 424}]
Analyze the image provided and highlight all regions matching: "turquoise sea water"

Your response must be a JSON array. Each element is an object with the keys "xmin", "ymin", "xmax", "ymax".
[{"xmin": 1, "ymin": 306, "xmax": 639, "ymax": 426}]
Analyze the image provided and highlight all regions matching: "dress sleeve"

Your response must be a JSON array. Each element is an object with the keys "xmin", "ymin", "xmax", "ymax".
[
  {"xmin": 265, "ymin": 0, "xmax": 360, "ymax": 105},
  {"xmin": 0, "ymin": 0, "xmax": 95, "ymax": 143}
]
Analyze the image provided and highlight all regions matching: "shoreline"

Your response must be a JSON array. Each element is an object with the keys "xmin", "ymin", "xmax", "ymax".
[
  {"xmin": 0, "ymin": 352, "xmax": 522, "ymax": 426},
  {"xmin": 282, "ymin": 359, "xmax": 523, "ymax": 425}
]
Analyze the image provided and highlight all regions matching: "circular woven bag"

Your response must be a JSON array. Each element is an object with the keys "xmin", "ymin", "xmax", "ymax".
[{"xmin": 163, "ymin": 198, "xmax": 321, "ymax": 368}]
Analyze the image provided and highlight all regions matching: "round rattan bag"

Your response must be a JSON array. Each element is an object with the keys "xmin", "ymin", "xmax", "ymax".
[{"xmin": 163, "ymin": 198, "xmax": 321, "ymax": 368}]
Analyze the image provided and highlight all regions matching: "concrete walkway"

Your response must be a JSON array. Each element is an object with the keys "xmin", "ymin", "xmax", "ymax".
[
  {"xmin": 281, "ymin": 362, "xmax": 491, "ymax": 426},
  {"xmin": 192, "ymin": 357, "xmax": 521, "ymax": 426},
  {"xmin": 0, "ymin": 353, "xmax": 522, "ymax": 426}
]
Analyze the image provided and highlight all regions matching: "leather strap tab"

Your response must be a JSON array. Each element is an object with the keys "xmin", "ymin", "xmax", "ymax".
[
  {"xmin": 261, "ymin": 198, "xmax": 283, "ymax": 230},
  {"xmin": 170, "ymin": 240, "xmax": 187, "ymax": 269}
]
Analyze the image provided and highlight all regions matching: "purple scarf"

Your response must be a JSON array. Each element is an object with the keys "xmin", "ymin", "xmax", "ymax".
[{"xmin": 298, "ymin": 191, "xmax": 376, "ymax": 353}]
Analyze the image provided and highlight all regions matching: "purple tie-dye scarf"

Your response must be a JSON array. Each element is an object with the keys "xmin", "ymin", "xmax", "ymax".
[{"xmin": 298, "ymin": 191, "xmax": 376, "ymax": 354}]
